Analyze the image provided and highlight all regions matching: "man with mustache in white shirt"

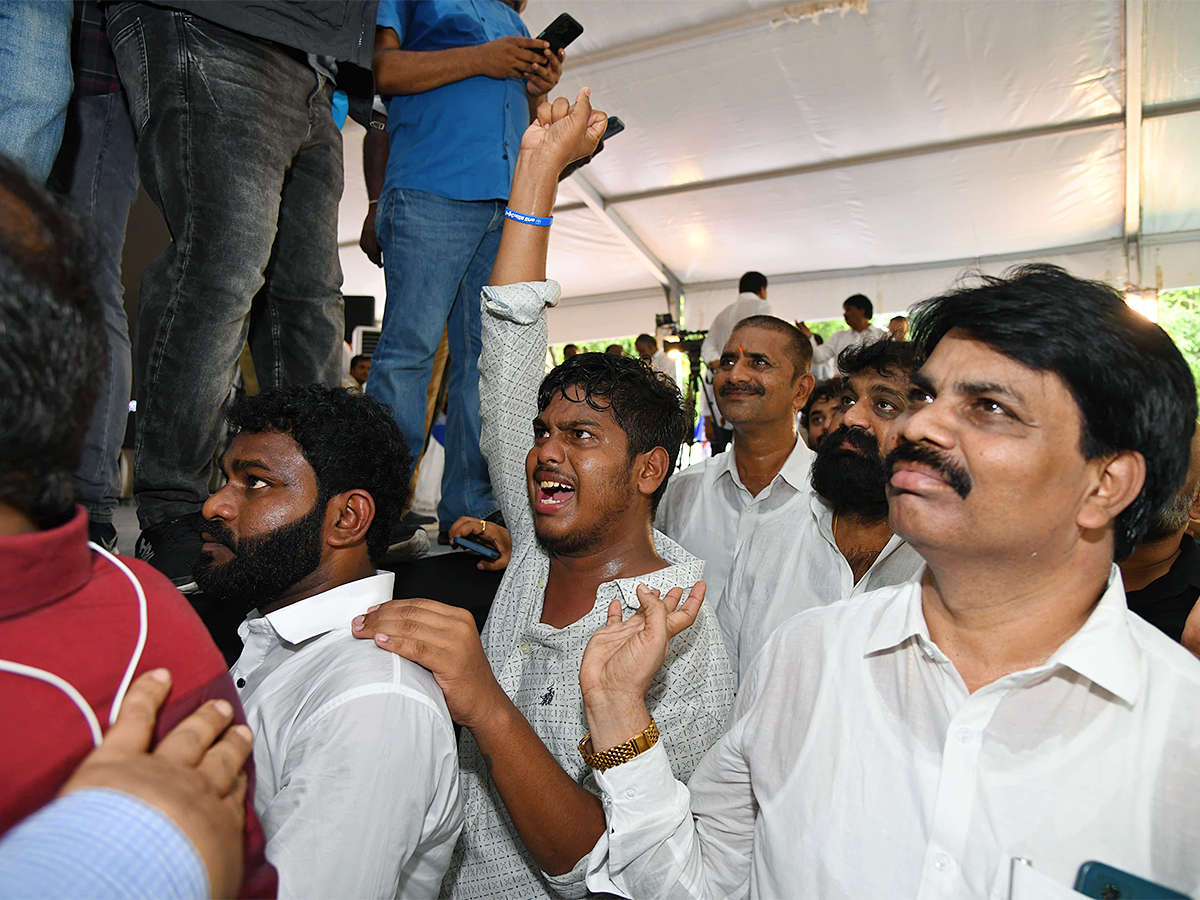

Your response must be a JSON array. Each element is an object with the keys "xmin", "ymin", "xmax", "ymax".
[{"xmin": 576, "ymin": 264, "xmax": 1200, "ymax": 899}]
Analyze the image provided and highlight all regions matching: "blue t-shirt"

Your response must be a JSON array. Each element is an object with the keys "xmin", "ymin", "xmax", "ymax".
[{"xmin": 377, "ymin": 0, "xmax": 531, "ymax": 202}]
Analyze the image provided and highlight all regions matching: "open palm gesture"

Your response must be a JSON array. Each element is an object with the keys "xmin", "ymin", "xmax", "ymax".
[{"xmin": 580, "ymin": 583, "xmax": 706, "ymax": 747}]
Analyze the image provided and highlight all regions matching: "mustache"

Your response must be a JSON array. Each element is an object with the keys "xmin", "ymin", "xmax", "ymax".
[
  {"xmin": 885, "ymin": 441, "xmax": 973, "ymax": 499},
  {"xmin": 719, "ymin": 381, "xmax": 765, "ymax": 396},
  {"xmin": 200, "ymin": 518, "xmax": 238, "ymax": 553},
  {"xmin": 820, "ymin": 424, "xmax": 879, "ymax": 459}
]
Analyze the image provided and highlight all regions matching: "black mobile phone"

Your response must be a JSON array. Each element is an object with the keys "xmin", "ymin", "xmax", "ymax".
[
  {"xmin": 601, "ymin": 116, "xmax": 625, "ymax": 142},
  {"xmin": 451, "ymin": 535, "xmax": 501, "ymax": 561},
  {"xmin": 537, "ymin": 13, "xmax": 583, "ymax": 54}
]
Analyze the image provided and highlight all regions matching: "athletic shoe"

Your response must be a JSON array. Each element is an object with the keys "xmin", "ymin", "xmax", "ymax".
[{"xmin": 135, "ymin": 513, "xmax": 204, "ymax": 593}]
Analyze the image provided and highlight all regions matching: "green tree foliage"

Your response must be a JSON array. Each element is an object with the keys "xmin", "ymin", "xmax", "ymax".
[{"xmin": 1159, "ymin": 287, "xmax": 1200, "ymax": 392}]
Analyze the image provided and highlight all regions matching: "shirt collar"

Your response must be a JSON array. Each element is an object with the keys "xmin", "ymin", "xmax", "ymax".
[
  {"xmin": 0, "ymin": 506, "xmax": 92, "ymax": 619},
  {"xmin": 864, "ymin": 565, "xmax": 1142, "ymax": 705},
  {"xmin": 1047, "ymin": 566, "xmax": 1141, "ymax": 705},
  {"xmin": 864, "ymin": 578, "xmax": 929, "ymax": 656},
  {"xmin": 778, "ymin": 438, "xmax": 814, "ymax": 491},
  {"xmin": 258, "ymin": 571, "xmax": 395, "ymax": 645},
  {"xmin": 718, "ymin": 437, "xmax": 813, "ymax": 495}
]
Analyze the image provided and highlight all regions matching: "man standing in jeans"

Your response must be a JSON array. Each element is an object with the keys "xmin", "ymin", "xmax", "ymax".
[
  {"xmin": 366, "ymin": 0, "xmax": 562, "ymax": 543},
  {"xmin": 106, "ymin": 1, "xmax": 377, "ymax": 590}
]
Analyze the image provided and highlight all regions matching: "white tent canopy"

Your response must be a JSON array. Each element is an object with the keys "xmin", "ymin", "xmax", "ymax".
[{"xmin": 337, "ymin": 0, "xmax": 1200, "ymax": 345}]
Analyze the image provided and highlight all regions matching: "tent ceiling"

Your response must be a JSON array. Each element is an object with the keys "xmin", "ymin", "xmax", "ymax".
[{"xmin": 338, "ymin": 0, "xmax": 1200, "ymax": 339}]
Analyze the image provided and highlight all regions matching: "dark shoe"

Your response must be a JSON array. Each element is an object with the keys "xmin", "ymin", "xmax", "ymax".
[
  {"xmin": 88, "ymin": 521, "xmax": 119, "ymax": 554},
  {"xmin": 438, "ymin": 530, "xmax": 451, "ymax": 546},
  {"xmin": 135, "ymin": 513, "xmax": 204, "ymax": 593},
  {"xmin": 402, "ymin": 510, "xmax": 435, "ymax": 526},
  {"xmin": 380, "ymin": 520, "xmax": 430, "ymax": 564}
]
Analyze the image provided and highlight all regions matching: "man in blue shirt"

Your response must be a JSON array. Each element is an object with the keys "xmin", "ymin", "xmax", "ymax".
[{"xmin": 366, "ymin": 0, "xmax": 563, "ymax": 542}]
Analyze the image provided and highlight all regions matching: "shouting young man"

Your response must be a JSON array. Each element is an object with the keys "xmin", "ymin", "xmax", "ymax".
[{"xmin": 355, "ymin": 90, "xmax": 734, "ymax": 899}]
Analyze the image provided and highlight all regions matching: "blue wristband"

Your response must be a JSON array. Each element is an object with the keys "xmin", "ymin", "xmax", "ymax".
[{"xmin": 504, "ymin": 207, "xmax": 553, "ymax": 227}]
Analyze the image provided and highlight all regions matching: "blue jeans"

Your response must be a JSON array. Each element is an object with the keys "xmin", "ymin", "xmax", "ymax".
[
  {"xmin": 54, "ymin": 92, "xmax": 139, "ymax": 525},
  {"xmin": 368, "ymin": 188, "xmax": 499, "ymax": 526},
  {"xmin": 0, "ymin": 0, "xmax": 73, "ymax": 181},
  {"xmin": 107, "ymin": 2, "xmax": 345, "ymax": 529}
]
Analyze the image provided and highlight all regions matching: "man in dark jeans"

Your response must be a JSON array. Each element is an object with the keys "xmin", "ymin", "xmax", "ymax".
[
  {"xmin": 51, "ymin": 0, "xmax": 139, "ymax": 554},
  {"xmin": 106, "ymin": 1, "xmax": 376, "ymax": 591}
]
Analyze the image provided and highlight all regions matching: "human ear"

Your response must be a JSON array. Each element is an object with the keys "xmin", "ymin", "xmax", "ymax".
[
  {"xmin": 327, "ymin": 489, "xmax": 376, "ymax": 549},
  {"xmin": 792, "ymin": 373, "xmax": 816, "ymax": 413},
  {"xmin": 1077, "ymin": 451, "xmax": 1145, "ymax": 532},
  {"xmin": 636, "ymin": 447, "xmax": 672, "ymax": 502}
]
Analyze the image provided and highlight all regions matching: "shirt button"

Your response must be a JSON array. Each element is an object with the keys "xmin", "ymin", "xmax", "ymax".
[
  {"xmin": 933, "ymin": 853, "xmax": 950, "ymax": 871},
  {"xmin": 624, "ymin": 788, "xmax": 637, "ymax": 800},
  {"xmin": 956, "ymin": 727, "xmax": 973, "ymax": 744},
  {"xmin": 519, "ymin": 642, "xmax": 530, "ymax": 655},
  {"xmin": 236, "ymin": 677, "xmax": 246, "ymax": 688}
]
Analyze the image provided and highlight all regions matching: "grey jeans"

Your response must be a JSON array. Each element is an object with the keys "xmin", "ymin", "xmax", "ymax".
[{"xmin": 107, "ymin": 2, "xmax": 345, "ymax": 528}]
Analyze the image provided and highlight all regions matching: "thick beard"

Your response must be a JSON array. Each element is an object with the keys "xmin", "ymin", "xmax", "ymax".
[
  {"xmin": 194, "ymin": 500, "xmax": 327, "ymax": 613},
  {"xmin": 810, "ymin": 426, "xmax": 890, "ymax": 520}
]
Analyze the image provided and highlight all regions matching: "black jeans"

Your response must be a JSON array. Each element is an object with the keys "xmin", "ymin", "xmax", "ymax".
[
  {"xmin": 54, "ymin": 91, "xmax": 139, "ymax": 524},
  {"xmin": 107, "ymin": 2, "xmax": 345, "ymax": 528}
]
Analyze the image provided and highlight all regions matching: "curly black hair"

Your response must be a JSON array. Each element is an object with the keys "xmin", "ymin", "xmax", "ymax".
[
  {"xmin": 225, "ymin": 385, "xmax": 411, "ymax": 560},
  {"xmin": 538, "ymin": 352, "xmax": 685, "ymax": 514},
  {"xmin": 909, "ymin": 264, "xmax": 1197, "ymax": 560},
  {"xmin": 836, "ymin": 335, "xmax": 920, "ymax": 381},
  {"xmin": 0, "ymin": 154, "xmax": 104, "ymax": 529}
]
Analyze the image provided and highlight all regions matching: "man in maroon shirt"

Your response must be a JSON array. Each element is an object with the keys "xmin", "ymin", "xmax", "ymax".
[{"xmin": 0, "ymin": 154, "xmax": 276, "ymax": 897}]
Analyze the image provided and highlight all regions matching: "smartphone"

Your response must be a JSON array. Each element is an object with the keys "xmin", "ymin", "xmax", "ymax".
[
  {"xmin": 601, "ymin": 116, "xmax": 625, "ymax": 142},
  {"xmin": 537, "ymin": 13, "xmax": 583, "ymax": 54},
  {"xmin": 451, "ymin": 535, "xmax": 501, "ymax": 561},
  {"xmin": 1074, "ymin": 861, "xmax": 1189, "ymax": 899}
]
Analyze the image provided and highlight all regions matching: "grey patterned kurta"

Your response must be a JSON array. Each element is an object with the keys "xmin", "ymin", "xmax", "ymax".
[{"xmin": 440, "ymin": 280, "xmax": 736, "ymax": 900}]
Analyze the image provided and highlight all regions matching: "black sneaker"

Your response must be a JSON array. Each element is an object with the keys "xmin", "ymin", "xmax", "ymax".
[
  {"xmin": 135, "ymin": 513, "xmax": 204, "ymax": 593},
  {"xmin": 380, "ymin": 519, "xmax": 430, "ymax": 564},
  {"xmin": 88, "ymin": 521, "xmax": 119, "ymax": 554},
  {"xmin": 401, "ymin": 510, "xmax": 436, "ymax": 527}
]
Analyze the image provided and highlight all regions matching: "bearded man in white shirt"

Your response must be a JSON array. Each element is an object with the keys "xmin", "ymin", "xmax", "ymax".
[
  {"xmin": 352, "ymin": 90, "xmax": 734, "ymax": 900},
  {"xmin": 801, "ymin": 292, "xmax": 889, "ymax": 380},
  {"xmin": 717, "ymin": 337, "xmax": 925, "ymax": 681},
  {"xmin": 194, "ymin": 385, "xmax": 462, "ymax": 899},
  {"xmin": 577, "ymin": 264, "xmax": 1200, "ymax": 899},
  {"xmin": 656, "ymin": 315, "xmax": 815, "ymax": 607}
]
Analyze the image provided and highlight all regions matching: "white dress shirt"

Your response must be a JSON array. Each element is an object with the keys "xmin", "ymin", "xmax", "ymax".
[
  {"xmin": 809, "ymin": 322, "xmax": 888, "ymax": 380},
  {"xmin": 232, "ymin": 572, "xmax": 462, "ymax": 899},
  {"xmin": 448, "ymin": 280, "xmax": 736, "ymax": 900},
  {"xmin": 585, "ymin": 568, "xmax": 1200, "ymax": 899},
  {"xmin": 649, "ymin": 348, "xmax": 676, "ymax": 382},
  {"xmin": 699, "ymin": 293, "xmax": 774, "ymax": 365},
  {"xmin": 655, "ymin": 438, "xmax": 813, "ymax": 608},
  {"xmin": 717, "ymin": 488, "xmax": 923, "ymax": 681}
]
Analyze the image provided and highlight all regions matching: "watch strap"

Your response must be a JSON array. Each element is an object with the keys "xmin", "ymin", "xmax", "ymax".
[{"xmin": 578, "ymin": 718, "xmax": 659, "ymax": 772}]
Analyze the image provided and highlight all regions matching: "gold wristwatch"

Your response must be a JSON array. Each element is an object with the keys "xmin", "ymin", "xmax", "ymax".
[{"xmin": 578, "ymin": 718, "xmax": 659, "ymax": 771}]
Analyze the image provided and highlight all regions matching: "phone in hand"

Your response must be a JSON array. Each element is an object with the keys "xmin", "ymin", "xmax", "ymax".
[
  {"xmin": 601, "ymin": 116, "xmax": 625, "ymax": 142},
  {"xmin": 451, "ymin": 535, "xmax": 502, "ymax": 561},
  {"xmin": 537, "ymin": 13, "xmax": 583, "ymax": 54}
]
